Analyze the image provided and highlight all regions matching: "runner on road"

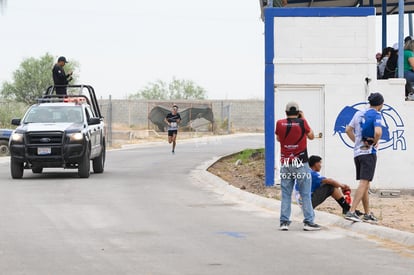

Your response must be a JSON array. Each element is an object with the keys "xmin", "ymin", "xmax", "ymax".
[{"xmin": 164, "ymin": 104, "xmax": 181, "ymax": 154}]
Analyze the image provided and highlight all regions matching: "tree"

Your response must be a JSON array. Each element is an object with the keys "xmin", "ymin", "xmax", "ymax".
[
  {"xmin": 0, "ymin": 101, "xmax": 27, "ymax": 128},
  {"xmin": 0, "ymin": 0, "xmax": 6, "ymax": 15},
  {"xmin": 130, "ymin": 77, "xmax": 207, "ymax": 100},
  {"xmin": 133, "ymin": 80, "xmax": 169, "ymax": 100},
  {"xmin": 0, "ymin": 53, "xmax": 78, "ymax": 105}
]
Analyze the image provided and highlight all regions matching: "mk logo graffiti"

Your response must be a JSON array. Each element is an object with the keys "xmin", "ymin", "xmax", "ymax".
[{"xmin": 334, "ymin": 103, "xmax": 406, "ymax": 151}]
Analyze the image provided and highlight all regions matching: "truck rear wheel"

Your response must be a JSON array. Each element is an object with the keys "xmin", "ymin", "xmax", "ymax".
[
  {"xmin": 0, "ymin": 140, "xmax": 10, "ymax": 157},
  {"xmin": 11, "ymin": 158, "xmax": 24, "ymax": 179},
  {"xmin": 92, "ymin": 144, "xmax": 105, "ymax": 173},
  {"xmin": 78, "ymin": 147, "xmax": 90, "ymax": 178}
]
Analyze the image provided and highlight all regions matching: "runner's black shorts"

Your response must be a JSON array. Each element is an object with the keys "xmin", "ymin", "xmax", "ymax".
[
  {"xmin": 311, "ymin": 184, "xmax": 334, "ymax": 208},
  {"xmin": 168, "ymin": 130, "xmax": 178, "ymax": 137},
  {"xmin": 354, "ymin": 154, "xmax": 377, "ymax": 181}
]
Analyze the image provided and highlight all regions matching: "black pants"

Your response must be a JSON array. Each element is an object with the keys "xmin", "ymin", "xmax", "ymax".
[
  {"xmin": 55, "ymin": 87, "xmax": 67, "ymax": 95},
  {"xmin": 311, "ymin": 184, "xmax": 334, "ymax": 208}
]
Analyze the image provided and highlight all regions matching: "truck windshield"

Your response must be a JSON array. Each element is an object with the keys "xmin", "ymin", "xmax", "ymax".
[{"xmin": 24, "ymin": 106, "xmax": 84, "ymax": 124}]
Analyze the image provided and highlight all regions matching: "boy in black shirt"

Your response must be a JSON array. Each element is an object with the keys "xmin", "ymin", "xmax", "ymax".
[{"xmin": 164, "ymin": 104, "xmax": 181, "ymax": 153}]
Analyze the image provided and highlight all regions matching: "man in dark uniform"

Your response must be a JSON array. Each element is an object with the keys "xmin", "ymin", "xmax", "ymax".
[
  {"xmin": 164, "ymin": 104, "xmax": 181, "ymax": 154},
  {"xmin": 52, "ymin": 56, "xmax": 73, "ymax": 95}
]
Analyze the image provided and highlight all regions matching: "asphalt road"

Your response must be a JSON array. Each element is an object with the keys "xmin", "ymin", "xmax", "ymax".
[{"xmin": 0, "ymin": 134, "xmax": 413, "ymax": 275}]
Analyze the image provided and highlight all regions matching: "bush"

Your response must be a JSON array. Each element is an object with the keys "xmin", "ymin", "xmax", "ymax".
[{"xmin": 0, "ymin": 101, "xmax": 28, "ymax": 128}]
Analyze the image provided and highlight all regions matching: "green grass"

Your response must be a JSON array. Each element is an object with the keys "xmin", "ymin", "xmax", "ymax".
[{"xmin": 232, "ymin": 148, "xmax": 264, "ymax": 162}]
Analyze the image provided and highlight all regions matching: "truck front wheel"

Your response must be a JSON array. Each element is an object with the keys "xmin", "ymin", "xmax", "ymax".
[
  {"xmin": 78, "ymin": 147, "xmax": 90, "ymax": 178},
  {"xmin": 92, "ymin": 144, "xmax": 105, "ymax": 173},
  {"xmin": 11, "ymin": 158, "xmax": 24, "ymax": 179}
]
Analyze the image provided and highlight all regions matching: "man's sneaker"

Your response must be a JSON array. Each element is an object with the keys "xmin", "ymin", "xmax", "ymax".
[
  {"xmin": 355, "ymin": 209, "xmax": 364, "ymax": 216},
  {"xmin": 362, "ymin": 213, "xmax": 378, "ymax": 223},
  {"xmin": 303, "ymin": 222, "xmax": 321, "ymax": 231},
  {"xmin": 279, "ymin": 222, "xmax": 289, "ymax": 231},
  {"xmin": 345, "ymin": 211, "xmax": 362, "ymax": 222}
]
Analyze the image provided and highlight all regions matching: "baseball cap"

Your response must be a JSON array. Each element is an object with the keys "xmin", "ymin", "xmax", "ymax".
[
  {"xmin": 368, "ymin": 92, "xmax": 384, "ymax": 106},
  {"xmin": 285, "ymin": 101, "xmax": 299, "ymax": 112},
  {"xmin": 58, "ymin": 56, "xmax": 68, "ymax": 63},
  {"xmin": 392, "ymin": 43, "xmax": 399, "ymax": 50}
]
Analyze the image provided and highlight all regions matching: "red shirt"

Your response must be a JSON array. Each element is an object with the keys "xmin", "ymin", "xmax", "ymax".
[{"xmin": 275, "ymin": 118, "xmax": 311, "ymax": 163}]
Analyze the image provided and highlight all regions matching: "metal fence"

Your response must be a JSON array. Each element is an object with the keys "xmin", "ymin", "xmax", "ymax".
[{"xmin": 0, "ymin": 98, "xmax": 264, "ymax": 145}]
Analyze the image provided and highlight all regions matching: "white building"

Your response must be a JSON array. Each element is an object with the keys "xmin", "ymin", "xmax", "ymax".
[{"xmin": 264, "ymin": 7, "xmax": 413, "ymax": 189}]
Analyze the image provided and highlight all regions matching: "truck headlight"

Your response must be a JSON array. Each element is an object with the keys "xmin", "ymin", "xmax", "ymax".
[
  {"xmin": 11, "ymin": 133, "xmax": 24, "ymax": 143},
  {"xmin": 68, "ymin": 132, "xmax": 83, "ymax": 142}
]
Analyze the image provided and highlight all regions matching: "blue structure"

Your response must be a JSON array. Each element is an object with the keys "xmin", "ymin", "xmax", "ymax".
[{"xmin": 263, "ymin": 7, "xmax": 375, "ymax": 186}]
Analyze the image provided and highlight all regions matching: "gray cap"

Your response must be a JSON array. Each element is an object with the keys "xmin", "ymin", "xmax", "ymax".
[{"xmin": 285, "ymin": 101, "xmax": 299, "ymax": 112}]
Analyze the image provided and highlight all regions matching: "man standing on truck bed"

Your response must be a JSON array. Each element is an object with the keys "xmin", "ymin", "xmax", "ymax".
[{"xmin": 52, "ymin": 56, "xmax": 73, "ymax": 95}]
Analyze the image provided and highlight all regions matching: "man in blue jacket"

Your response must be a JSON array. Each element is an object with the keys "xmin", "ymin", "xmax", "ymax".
[{"xmin": 345, "ymin": 92, "xmax": 384, "ymax": 223}]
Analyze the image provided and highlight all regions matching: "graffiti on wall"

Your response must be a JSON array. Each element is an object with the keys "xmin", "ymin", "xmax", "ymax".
[{"xmin": 334, "ymin": 102, "xmax": 406, "ymax": 151}]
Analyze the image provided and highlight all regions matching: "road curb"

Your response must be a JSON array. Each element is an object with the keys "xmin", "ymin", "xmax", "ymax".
[{"xmin": 191, "ymin": 157, "xmax": 414, "ymax": 248}]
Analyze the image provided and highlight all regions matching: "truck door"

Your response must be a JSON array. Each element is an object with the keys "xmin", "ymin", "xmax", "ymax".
[{"xmin": 85, "ymin": 106, "xmax": 101, "ymax": 158}]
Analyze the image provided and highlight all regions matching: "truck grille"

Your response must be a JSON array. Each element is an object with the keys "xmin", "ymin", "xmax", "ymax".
[
  {"xmin": 25, "ymin": 131, "xmax": 64, "ymax": 158},
  {"xmin": 26, "ymin": 131, "xmax": 64, "ymax": 145}
]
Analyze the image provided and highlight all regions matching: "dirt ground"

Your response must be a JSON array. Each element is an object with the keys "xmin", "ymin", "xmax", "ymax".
[{"xmin": 207, "ymin": 151, "xmax": 414, "ymax": 234}]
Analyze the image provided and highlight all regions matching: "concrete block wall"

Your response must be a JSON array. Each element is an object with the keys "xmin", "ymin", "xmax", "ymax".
[
  {"xmin": 274, "ymin": 16, "xmax": 376, "ymax": 87},
  {"xmin": 274, "ymin": 17, "xmax": 374, "ymax": 60},
  {"xmin": 98, "ymin": 100, "xmax": 149, "ymax": 128},
  {"xmin": 211, "ymin": 100, "xmax": 264, "ymax": 131}
]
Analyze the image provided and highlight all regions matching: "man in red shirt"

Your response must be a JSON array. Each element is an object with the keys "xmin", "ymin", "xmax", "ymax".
[{"xmin": 275, "ymin": 102, "xmax": 320, "ymax": 231}]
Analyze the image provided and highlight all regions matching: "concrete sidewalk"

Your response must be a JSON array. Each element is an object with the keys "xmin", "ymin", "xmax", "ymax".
[{"xmin": 191, "ymin": 156, "xmax": 414, "ymax": 248}]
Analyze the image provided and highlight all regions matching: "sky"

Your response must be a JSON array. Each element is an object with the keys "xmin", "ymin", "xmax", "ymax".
[
  {"xmin": 0, "ymin": 1, "xmax": 410, "ymax": 100},
  {"xmin": 0, "ymin": 0, "xmax": 265, "ymax": 100}
]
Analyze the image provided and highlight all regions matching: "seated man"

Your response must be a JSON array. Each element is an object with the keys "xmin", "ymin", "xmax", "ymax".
[{"xmin": 306, "ymin": 155, "xmax": 359, "ymax": 215}]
